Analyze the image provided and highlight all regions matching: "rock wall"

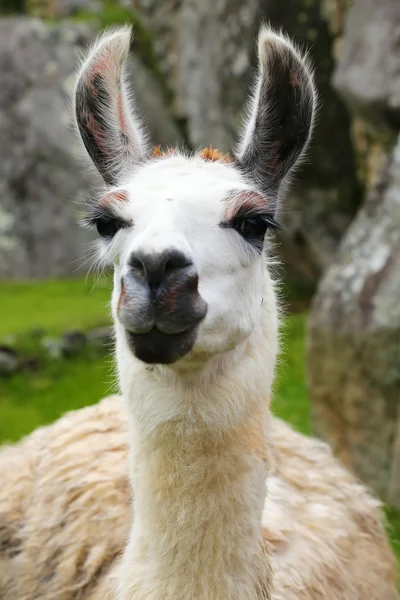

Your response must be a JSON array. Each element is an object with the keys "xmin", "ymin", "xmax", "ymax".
[
  {"xmin": 0, "ymin": 18, "xmax": 95, "ymax": 279},
  {"xmin": 308, "ymin": 136, "xmax": 400, "ymax": 505},
  {"xmin": 308, "ymin": 0, "xmax": 400, "ymax": 504},
  {"xmin": 333, "ymin": 0, "xmax": 400, "ymax": 135}
]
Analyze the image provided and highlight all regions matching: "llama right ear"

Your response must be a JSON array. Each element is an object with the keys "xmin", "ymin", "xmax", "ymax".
[
  {"xmin": 74, "ymin": 26, "xmax": 147, "ymax": 186},
  {"xmin": 236, "ymin": 27, "xmax": 316, "ymax": 214}
]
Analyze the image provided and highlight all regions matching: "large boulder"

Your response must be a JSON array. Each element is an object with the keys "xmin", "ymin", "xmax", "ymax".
[
  {"xmin": 135, "ymin": 0, "xmax": 361, "ymax": 291},
  {"xmin": 179, "ymin": 0, "xmax": 261, "ymax": 151},
  {"xmin": 0, "ymin": 18, "xmax": 95, "ymax": 279},
  {"xmin": 308, "ymin": 135, "xmax": 400, "ymax": 506},
  {"xmin": 333, "ymin": 0, "xmax": 400, "ymax": 135},
  {"xmin": 0, "ymin": 17, "xmax": 182, "ymax": 280}
]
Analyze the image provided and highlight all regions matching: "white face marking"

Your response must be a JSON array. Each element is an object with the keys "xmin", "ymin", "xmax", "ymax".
[
  {"xmin": 99, "ymin": 154, "xmax": 268, "ymax": 364},
  {"xmin": 75, "ymin": 24, "xmax": 316, "ymax": 370}
]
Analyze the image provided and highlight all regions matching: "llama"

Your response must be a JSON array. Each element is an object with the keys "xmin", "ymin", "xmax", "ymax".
[{"xmin": 0, "ymin": 24, "xmax": 398, "ymax": 600}]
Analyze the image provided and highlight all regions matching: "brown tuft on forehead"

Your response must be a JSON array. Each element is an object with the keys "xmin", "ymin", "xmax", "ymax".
[
  {"xmin": 198, "ymin": 147, "xmax": 235, "ymax": 163},
  {"xmin": 152, "ymin": 145, "xmax": 177, "ymax": 159},
  {"xmin": 151, "ymin": 145, "xmax": 235, "ymax": 163},
  {"xmin": 98, "ymin": 189, "xmax": 128, "ymax": 208}
]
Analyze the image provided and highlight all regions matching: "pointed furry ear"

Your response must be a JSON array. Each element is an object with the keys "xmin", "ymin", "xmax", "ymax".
[
  {"xmin": 74, "ymin": 26, "xmax": 147, "ymax": 186},
  {"xmin": 236, "ymin": 27, "xmax": 317, "ymax": 213}
]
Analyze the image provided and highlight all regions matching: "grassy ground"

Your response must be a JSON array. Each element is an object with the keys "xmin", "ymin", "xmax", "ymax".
[
  {"xmin": 0, "ymin": 276, "xmax": 399, "ymax": 562},
  {"xmin": 0, "ymin": 275, "xmax": 112, "ymax": 337},
  {"xmin": 0, "ymin": 275, "xmax": 114, "ymax": 441}
]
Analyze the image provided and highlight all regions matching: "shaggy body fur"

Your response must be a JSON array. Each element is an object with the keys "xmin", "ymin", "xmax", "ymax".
[{"xmin": 0, "ymin": 395, "xmax": 397, "ymax": 600}]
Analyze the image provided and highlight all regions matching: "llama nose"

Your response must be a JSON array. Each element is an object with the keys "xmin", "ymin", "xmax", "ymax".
[{"xmin": 128, "ymin": 249, "xmax": 195, "ymax": 291}]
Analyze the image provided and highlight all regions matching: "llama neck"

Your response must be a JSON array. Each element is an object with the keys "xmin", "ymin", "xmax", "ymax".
[{"xmin": 117, "ymin": 307, "xmax": 277, "ymax": 600}]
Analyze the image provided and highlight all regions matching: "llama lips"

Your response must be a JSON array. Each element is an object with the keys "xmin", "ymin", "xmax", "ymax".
[
  {"xmin": 117, "ymin": 273, "xmax": 208, "ymax": 363},
  {"xmin": 125, "ymin": 327, "xmax": 199, "ymax": 365}
]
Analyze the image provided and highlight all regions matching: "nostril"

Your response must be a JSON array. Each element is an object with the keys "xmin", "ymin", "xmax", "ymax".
[
  {"xmin": 130, "ymin": 256, "xmax": 145, "ymax": 276},
  {"xmin": 164, "ymin": 254, "xmax": 192, "ymax": 276},
  {"xmin": 128, "ymin": 249, "xmax": 194, "ymax": 291}
]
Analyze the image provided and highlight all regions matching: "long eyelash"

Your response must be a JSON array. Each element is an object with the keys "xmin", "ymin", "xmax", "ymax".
[
  {"xmin": 256, "ymin": 214, "xmax": 281, "ymax": 231},
  {"xmin": 220, "ymin": 210, "xmax": 282, "ymax": 231},
  {"xmin": 81, "ymin": 206, "xmax": 127, "ymax": 229},
  {"xmin": 236, "ymin": 204, "xmax": 281, "ymax": 228}
]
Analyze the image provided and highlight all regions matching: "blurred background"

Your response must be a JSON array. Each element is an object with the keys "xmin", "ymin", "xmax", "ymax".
[{"xmin": 0, "ymin": 0, "xmax": 399, "ymax": 562}]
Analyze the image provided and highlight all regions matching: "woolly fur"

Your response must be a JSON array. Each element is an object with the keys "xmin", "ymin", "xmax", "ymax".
[{"xmin": 0, "ymin": 396, "xmax": 397, "ymax": 600}]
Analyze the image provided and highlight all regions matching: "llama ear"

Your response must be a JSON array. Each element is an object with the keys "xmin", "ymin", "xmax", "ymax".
[
  {"xmin": 236, "ymin": 27, "xmax": 317, "ymax": 214},
  {"xmin": 74, "ymin": 26, "xmax": 147, "ymax": 186}
]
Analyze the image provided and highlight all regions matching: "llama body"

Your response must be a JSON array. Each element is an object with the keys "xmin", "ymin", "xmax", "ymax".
[
  {"xmin": 0, "ymin": 397, "xmax": 397, "ymax": 600},
  {"xmin": 0, "ymin": 23, "xmax": 398, "ymax": 600}
]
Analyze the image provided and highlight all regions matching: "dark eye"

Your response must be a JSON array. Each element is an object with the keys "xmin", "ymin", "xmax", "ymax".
[
  {"xmin": 235, "ymin": 216, "xmax": 269, "ymax": 240},
  {"xmin": 96, "ymin": 217, "xmax": 121, "ymax": 239},
  {"xmin": 233, "ymin": 213, "xmax": 280, "ymax": 245}
]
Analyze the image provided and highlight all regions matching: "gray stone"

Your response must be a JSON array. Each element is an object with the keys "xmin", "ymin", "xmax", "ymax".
[
  {"xmin": 0, "ymin": 18, "xmax": 99, "ymax": 280},
  {"xmin": 179, "ymin": 0, "xmax": 261, "ymax": 151},
  {"xmin": 333, "ymin": 0, "xmax": 400, "ymax": 135},
  {"xmin": 308, "ymin": 134, "xmax": 400, "ymax": 506},
  {"xmin": 53, "ymin": 0, "xmax": 103, "ymax": 18},
  {"xmin": 86, "ymin": 325, "xmax": 113, "ymax": 353},
  {"xmin": 41, "ymin": 336, "xmax": 65, "ymax": 359},
  {"xmin": 62, "ymin": 330, "xmax": 87, "ymax": 355},
  {"xmin": 86, "ymin": 325, "xmax": 113, "ymax": 342},
  {"xmin": 0, "ymin": 346, "xmax": 18, "ymax": 376}
]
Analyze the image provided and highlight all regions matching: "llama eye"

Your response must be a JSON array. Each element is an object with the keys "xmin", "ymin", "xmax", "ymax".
[
  {"xmin": 234, "ymin": 214, "xmax": 280, "ymax": 242},
  {"xmin": 236, "ymin": 216, "xmax": 268, "ymax": 240},
  {"xmin": 96, "ymin": 217, "xmax": 121, "ymax": 239}
]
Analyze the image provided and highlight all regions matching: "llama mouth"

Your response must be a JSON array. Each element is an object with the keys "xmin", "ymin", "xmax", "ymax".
[{"xmin": 125, "ymin": 326, "xmax": 199, "ymax": 365}]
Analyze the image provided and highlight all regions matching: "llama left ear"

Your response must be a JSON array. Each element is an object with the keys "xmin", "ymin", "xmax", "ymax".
[
  {"xmin": 236, "ymin": 27, "xmax": 317, "ymax": 214},
  {"xmin": 74, "ymin": 26, "xmax": 147, "ymax": 186}
]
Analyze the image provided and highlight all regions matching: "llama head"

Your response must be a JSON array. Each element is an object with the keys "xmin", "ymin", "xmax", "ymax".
[{"xmin": 75, "ymin": 26, "xmax": 316, "ymax": 368}]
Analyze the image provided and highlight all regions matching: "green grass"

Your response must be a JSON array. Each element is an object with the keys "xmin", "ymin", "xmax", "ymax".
[
  {"xmin": 0, "ymin": 275, "xmax": 114, "ymax": 442},
  {"xmin": 273, "ymin": 313, "xmax": 311, "ymax": 434},
  {"xmin": 0, "ymin": 351, "xmax": 116, "ymax": 442},
  {"xmin": 0, "ymin": 278, "xmax": 399, "ymax": 563},
  {"xmin": 0, "ymin": 275, "xmax": 112, "ymax": 337}
]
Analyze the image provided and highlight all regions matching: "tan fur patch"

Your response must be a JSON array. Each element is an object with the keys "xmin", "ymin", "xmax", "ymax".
[
  {"xmin": 151, "ymin": 145, "xmax": 234, "ymax": 163},
  {"xmin": 198, "ymin": 147, "xmax": 235, "ymax": 163},
  {"xmin": 151, "ymin": 145, "xmax": 177, "ymax": 159},
  {"xmin": 98, "ymin": 190, "xmax": 127, "ymax": 209}
]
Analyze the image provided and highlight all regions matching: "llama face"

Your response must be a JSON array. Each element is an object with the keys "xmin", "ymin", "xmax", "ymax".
[
  {"xmin": 90, "ymin": 154, "xmax": 278, "ymax": 364},
  {"xmin": 75, "ymin": 25, "xmax": 316, "ymax": 366}
]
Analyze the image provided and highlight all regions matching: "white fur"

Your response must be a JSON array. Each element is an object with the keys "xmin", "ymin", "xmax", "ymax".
[{"xmin": 105, "ymin": 156, "xmax": 267, "ymax": 373}]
